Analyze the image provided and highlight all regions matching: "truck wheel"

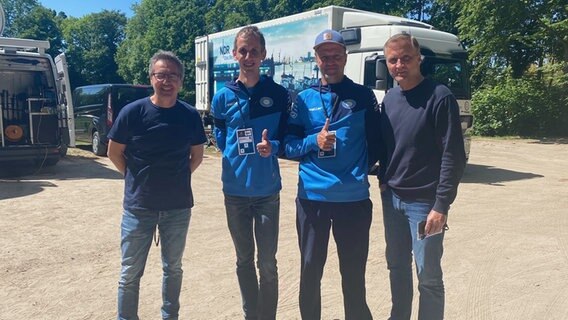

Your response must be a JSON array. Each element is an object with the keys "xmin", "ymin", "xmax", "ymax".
[{"xmin": 92, "ymin": 131, "xmax": 107, "ymax": 156}]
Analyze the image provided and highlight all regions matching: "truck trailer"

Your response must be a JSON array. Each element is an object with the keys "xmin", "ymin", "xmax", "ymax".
[
  {"xmin": 0, "ymin": 4, "xmax": 74, "ymax": 167},
  {"xmin": 195, "ymin": 5, "xmax": 473, "ymax": 159}
]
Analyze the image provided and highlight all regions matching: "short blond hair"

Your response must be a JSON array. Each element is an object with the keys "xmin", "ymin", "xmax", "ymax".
[{"xmin": 384, "ymin": 33, "xmax": 421, "ymax": 56}]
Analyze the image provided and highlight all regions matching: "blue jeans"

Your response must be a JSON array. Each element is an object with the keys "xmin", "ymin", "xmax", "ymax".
[
  {"xmin": 117, "ymin": 208, "xmax": 191, "ymax": 320},
  {"xmin": 225, "ymin": 193, "xmax": 280, "ymax": 320},
  {"xmin": 380, "ymin": 188, "xmax": 445, "ymax": 320},
  {"xmin": 296, "ymin": 198, "xmax": 373, "ymax": 320}
]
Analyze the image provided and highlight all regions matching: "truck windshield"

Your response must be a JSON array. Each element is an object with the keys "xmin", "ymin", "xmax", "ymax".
[{"xmin": 421, "ymin": 57, "xmax": 470, "ymax": 99}]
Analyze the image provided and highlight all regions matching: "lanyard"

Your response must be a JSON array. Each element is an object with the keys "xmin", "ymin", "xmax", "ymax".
[
  {"xmin": 318, "ymin": 82, "xmax": 339, "ymax": 120},
  {"xmin": 235, "ymin": 81, "xmax": 252, "ymax": 129}
]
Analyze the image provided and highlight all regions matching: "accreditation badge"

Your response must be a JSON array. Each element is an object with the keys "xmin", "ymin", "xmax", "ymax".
[{"xmin": 237, "ymin": 128, "xmax": 255, "ymax": 156}]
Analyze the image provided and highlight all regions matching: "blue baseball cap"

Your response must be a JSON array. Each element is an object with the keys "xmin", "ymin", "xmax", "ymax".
[{"xmin": 313, "ymin": 29, "xmax": 346, "ymax": 50}]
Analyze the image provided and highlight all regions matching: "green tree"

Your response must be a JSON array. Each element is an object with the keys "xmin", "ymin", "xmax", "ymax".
[
  {"xmin": 0, "ymin": 0, "xmax": 39, "ymax": 37},
  {"xmin": 457, "ymin": 0, "xmax": 568, "ymax": 136},
  {"xmin": 425, "ymin": 0, "xmax": 461, "ymax": 35},
  {"xmin": 367, "ymin": 0, "xmax": 425, "ymax": 18},
  {"xmin": 62, "ymin": 10, "xmax": 127, "ymax": 88},
  {"xmin": 457, "ymin": 0, "xmax": 567, "ymax": 85},
  {"xmin": 265, "ymin": 0, "xmax": 307, "ymax": 19},
  {"xmin": 205, "ymin": 0, "xmax": 264, "ymax": 33},
  {"xmin": 540, "ymin": 0, "xmax": 568, "ymax": 68},
  {"xmin": 272, "ymin": 0, "xmax": 413, "ymax": 16},
  {"xmin": 11, "ymin": 6, "xmax": 64, "ymax": 56},
  {"xmin": 117, "ymin": 0, "xmax": 209, "ymax": 103},
  {"xmin": 472, "ymin": 64, "xmax": 568, "ymax": 137}
]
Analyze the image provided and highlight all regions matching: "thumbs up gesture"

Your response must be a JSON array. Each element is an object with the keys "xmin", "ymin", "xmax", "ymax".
[
  {"xmin": 317, "ymin": 118, "xmax": 336, "ymax": 151},
  {"xmin": 256, "ymin": 129, "xmax": 272, "ymax": 157}
]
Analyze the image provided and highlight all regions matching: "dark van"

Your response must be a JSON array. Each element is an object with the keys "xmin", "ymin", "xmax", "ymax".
[{"xmin": 73, "ymin": 84, "xmax": 153, "ymax": 155}]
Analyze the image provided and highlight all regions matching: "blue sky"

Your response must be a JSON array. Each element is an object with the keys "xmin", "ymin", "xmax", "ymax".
[{"xmin": 39, "ymin": 0, "xmax": 137, "ymax": 18}]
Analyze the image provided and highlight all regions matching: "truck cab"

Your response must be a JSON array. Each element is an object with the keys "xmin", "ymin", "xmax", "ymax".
[{"xmin": 340, "ymin": 13, "xmax": 474, "ymax": 159}]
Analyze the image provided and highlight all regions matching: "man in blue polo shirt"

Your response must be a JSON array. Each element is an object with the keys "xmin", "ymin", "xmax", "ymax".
[
  {"xmin": 107, "ymin": 50, "xmax": 207, "ymax": 320},
  {"xmin": 285, "ymin": 29, "xmax": 381, "ymax": 320},
  {"xmin": 211, "ymin": 26, "xmax": 290, "ymax": 320}
]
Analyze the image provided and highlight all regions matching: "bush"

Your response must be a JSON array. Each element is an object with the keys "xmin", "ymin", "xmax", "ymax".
[{"xmin": 471, "ymin": 65, "xmax": 568, "ymax": 137}]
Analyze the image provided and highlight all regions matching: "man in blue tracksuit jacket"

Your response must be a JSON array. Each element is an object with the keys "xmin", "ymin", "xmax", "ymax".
[
  {"xmin": 211, "ymin": 26, "xmax": 290, "ymax": 320},
  {"xmin": 284, "ymin": 29, "xmax": 381, "ymax": 320}
]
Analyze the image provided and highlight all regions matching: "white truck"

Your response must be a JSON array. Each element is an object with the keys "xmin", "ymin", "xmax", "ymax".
[
  {"xmin": 0, "ymin": 4, "xmax": 74, "ymax": 166},
  {"xmin": 195, "ymin": 5, "xmax": 473, "ymax": 159}
]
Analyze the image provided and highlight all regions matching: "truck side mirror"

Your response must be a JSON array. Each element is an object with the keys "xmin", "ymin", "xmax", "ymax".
[{"xmin": 375, "ymin": 60, "xmax": 388, "ymax": 90}]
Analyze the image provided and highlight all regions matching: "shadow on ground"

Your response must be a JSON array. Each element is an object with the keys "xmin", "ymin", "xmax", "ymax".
[
  {"xmin": 461, "ymin": 163, "xmax": 543, "ymax": 185},
  {"xmin": 529, "ymin": 137, "xmax": 568, "ymax": 145},
  {"xmin": 0, "ymin": 151, "xmax": 122, "ymax": 200}
]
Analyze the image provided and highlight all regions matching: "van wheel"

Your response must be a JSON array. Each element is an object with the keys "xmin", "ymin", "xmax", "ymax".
[
  {"xmin": 92, "ymin": 131, "xmax": 107, "ymax": 156},
  {"xmin": 44, "ymin": 158, "xmax": 59, "ymax": 166},
  {"xmin": 59, "ymin": 143, "xmax": 68, "ymax": 157}
]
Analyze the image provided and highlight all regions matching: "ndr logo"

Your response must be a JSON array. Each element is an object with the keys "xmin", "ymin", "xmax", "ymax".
[{"xmin": 219, "ymin": 44, "xmax": 231, "ymax": 56}]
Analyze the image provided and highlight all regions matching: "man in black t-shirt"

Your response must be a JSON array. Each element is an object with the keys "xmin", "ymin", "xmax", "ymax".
[{"xmin": 107, "ymin": 50, "xmax": 207, "ymax": 320}]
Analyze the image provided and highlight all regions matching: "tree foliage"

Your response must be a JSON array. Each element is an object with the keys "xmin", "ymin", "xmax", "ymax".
[
  {"xmin": 457, "ymin": 0, "xmax": 567, "ymax": 85},
  {"xmin": 62, "ymin": 10, "xmax": 127, "ymax": 88},
  {"xmin": 472, "ymin": 63, "xmax": 568, "ymax": 137},
  {"xmin": 116, "ymin": 0, "xmax": 208, "ymax": 102},
  {"xmin": 11, "ymin": 6, "xmax": 64, "ymax": 56},
  {"xmin": 425, "ymin": 0, "xmax": 461, "ymax": 35},
  {"xmin": 205, "ymin": 0, "xmax": 263, "ymax": 33},
  {"xmin": 0, "ymin": 0, "xmax": 39, "ymax": 37}
]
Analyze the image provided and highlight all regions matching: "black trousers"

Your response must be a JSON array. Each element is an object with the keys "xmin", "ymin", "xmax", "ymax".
[{"xmin": 296, "ymin": 197, "xmax": 373, "ymax": 320}]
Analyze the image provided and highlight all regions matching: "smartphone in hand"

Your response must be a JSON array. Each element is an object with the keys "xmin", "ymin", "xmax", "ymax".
[{"xmin": 418, "ymin": 221, "xmax": 444, "ymax": 240}]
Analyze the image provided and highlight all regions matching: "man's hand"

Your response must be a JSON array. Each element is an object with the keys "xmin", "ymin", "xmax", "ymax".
[
  {"xmin": 256, "ymin": 129, "xmax": 272, "ymax": 157},
  {"xmin": 107, "ymin": 139, "xmax": 127, "ymax": 176},
  {"xmin": 317, "ymin": 118, "xmax": 336, "ymax": 151},
  {"xmin": 425, "ymin": 209, "xmax": 447, "ymax": 237}
]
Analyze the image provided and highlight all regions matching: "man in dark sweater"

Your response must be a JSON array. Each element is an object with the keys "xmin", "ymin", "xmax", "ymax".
[{"xmin": 378, "ymin": 33, "xmax": 466, "ymax": 320}]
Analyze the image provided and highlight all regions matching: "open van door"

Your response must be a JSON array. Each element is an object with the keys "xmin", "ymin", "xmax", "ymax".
[
  {"xmin": 55, "ymin": 53, "xmax": 75, "ymax": 147},
  {"xmin": 194, "ymin": 36, "xmax": 210, "ymax": 115},
  {"xmin": 0, "ymin": 3, "xmax": 5, "ymax": 36}
]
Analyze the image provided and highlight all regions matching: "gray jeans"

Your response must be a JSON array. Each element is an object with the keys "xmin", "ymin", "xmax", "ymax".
[{"xmin": 225, "ymin": 193, "xmax": 280, "ymax": 320}]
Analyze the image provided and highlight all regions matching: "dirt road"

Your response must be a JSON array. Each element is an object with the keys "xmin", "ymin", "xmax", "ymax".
[{"xmin": 1, "ymin": 138, "xmax": 567, "ymax": 319}]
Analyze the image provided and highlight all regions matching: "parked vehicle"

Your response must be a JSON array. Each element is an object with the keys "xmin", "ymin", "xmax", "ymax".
[
  {"xmin": 0, "ymin": 4, "xmax": 73, "ymax": 166},
  {"xmin": 194, "ymin": 5, "xmax": 474, "ymax": 160},
  {"xmin": 72, "ymin": 84, "xmax": 153, "ymax": 156}
]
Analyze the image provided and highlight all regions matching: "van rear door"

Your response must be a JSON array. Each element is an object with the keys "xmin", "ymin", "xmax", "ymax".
[
  {"xmin": 194, "ymin": 36, "xmax": 210, "ymax": 114},
  {"xmin": 55, "ymin": 53, "xmax": 74, "ymax": 147}
]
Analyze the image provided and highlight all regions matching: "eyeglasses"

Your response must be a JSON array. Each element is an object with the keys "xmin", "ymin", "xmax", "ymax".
[
  {"xmin": 152, "ymin": 73, "xmax": 180, "ymax": 81},
  {"xmin": 318, "ymin": 54, "xmax": 345, "ymax": 63}
]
